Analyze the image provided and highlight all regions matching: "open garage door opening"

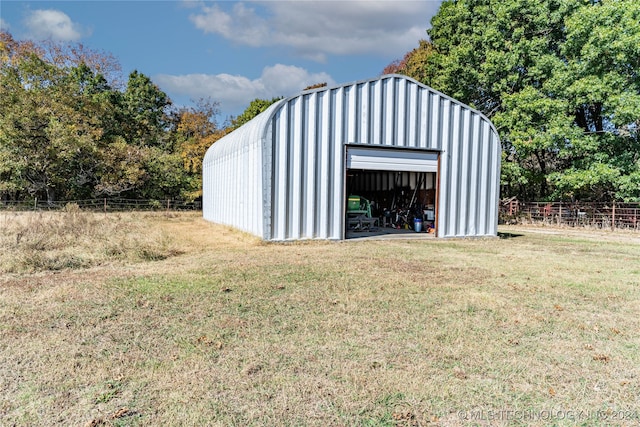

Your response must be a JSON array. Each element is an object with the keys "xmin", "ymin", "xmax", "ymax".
[{"xmin": 345, "ymin": 146, "xmax": 439, "ymax": 239}]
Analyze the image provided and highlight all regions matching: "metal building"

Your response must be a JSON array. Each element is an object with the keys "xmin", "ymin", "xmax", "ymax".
[{"xmin": 202, "ymin": 74, "xmax": 501, "ymax": 240}]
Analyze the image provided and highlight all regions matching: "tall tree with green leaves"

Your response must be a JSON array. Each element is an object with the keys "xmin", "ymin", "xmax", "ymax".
[
  {"xmin": 422, "ymin": 0, "xmax": 579, "ymax": 200},
  {"xmin": 547, "ymin": 0, "xmax": 640, "ymax": 201},
  {"xmin": 0, "ymin": 47, "xmax": 109, "ymax": 202},
  {"xmin": 122, "ymin": 70, "xmax": 171, "ymax": 149},
  {"xmin": 399, "ymin": 0, "xmax": 640, "ymax": 202}
]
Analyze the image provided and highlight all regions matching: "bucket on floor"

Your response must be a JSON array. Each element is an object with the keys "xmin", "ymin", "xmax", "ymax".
[{"xmin": 414, "ymin": 218, "xmax": 423, "ymax": 232}]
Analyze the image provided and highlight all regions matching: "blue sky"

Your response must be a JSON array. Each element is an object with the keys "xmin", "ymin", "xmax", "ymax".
[{"xmin": 0, "ymin": 0, "xmax": 443, "ymax": 119}]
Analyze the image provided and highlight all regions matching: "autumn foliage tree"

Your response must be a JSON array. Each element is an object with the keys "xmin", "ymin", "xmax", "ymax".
[
  {"xmin": 171, "ymin": 98, "xmax": 229, "ymax": 200},
  {"xmin": 1, "ymin": 30, "xmax": 287, "ymax": 204},
  {"xmin": 0, "ymin": 30, "xmax": 205, "ymax": 203},
  {"xmin": 381, "ymin": 39, "xmax": 435, "ymax": 83}
]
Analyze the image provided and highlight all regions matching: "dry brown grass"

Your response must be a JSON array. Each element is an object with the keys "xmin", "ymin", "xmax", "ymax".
[
  {"xmin": 0, "ymin": 207, "xmax": 185, "ymax": 273},
  {"xmin": 1, "ymin": 212, "xmax": 639, "ymax": 426}
]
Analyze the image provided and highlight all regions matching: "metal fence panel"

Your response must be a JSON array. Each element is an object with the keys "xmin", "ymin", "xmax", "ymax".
[{"xmin": 500, "ymin": 201, "xmax": 640, "ymax": 230}]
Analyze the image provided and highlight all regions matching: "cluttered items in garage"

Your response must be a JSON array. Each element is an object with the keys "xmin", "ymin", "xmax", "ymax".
[{"xmin": 346, "ymin": 170, "xmax": 436, "ymax": 235}]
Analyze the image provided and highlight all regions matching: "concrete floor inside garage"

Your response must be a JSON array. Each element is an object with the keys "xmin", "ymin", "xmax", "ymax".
[{"xmin": 345, "ymin": 226, "xmax": 436, "ymax": 240}]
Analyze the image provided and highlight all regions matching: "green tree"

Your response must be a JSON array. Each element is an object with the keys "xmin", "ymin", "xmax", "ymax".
[
  {"xmin": 137, "ymin": 148, "xmax": 190, "ymax": 200},
  {"xmin": 122, "ymin": 70, "xmax": 171, "ymax": 149},
  {"xmin": 94, "ymin": 136, "xmax": 146, "ymax": 196},
  {"xmin": 401, "ymin": 0, "xmax": 640, "ymax": 202},
  {"xmin": 422, "ymin": 0, "xmax": 577, "ymax": 199},
  {"xmin": 548, "ymin": 0, "xmax": 640, "ymax": 201},
  {"xmin": 230, "ymin": 97, "xmax": 282, "ymax": 130},
  {"xmin": 0, "ymin": 50, "xmax": 108, "ymax": 202},
  {"xmin": 1, "ymin": 31, "xmax": 227, "ymax": 203}
]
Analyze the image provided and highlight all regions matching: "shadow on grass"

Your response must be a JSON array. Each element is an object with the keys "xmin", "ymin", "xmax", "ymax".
[{"xmin": 498, "ymin": 232, "xmax": 524, "ymax": 239}]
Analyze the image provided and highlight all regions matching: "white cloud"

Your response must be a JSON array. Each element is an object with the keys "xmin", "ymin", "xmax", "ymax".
[
  {"xmin": 0, "ymin": 18, "xmax": 10, "ymax": 31},
  {"xmin": 24, "ymin": 9, "xmax": 87, "ymax": 41},
  {"xmin": 190, "ymin": 3, "xmax": 268, "ymax": 46},
  {"xmin": 155, "ymin": 64, "xmax": 335, "ymax": 115},
  {"xmin": 189, "ymin": 1, "xmax": 441, "ymax": 61}
]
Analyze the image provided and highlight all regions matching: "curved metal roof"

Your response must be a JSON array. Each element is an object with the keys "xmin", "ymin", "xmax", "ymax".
[
  {"xmin": 203, "ymin": 99, "xmax": 285, "ymax": 167},
  {"xmin": 205, "ymin": 74, "xmax": 499, "ymax": 165}
]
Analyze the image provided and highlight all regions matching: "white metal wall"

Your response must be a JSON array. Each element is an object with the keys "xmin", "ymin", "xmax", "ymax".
[
  {"xmin": 202, "ymin": 102, "xmax": 282, "ymax": 238},
  {"xmin": 438, "ymin": 108, "xmax": 501, "ymax": 237},
  {"xmin": 202, "ymin": 74, "xmax": 501, "ymax": 240}
]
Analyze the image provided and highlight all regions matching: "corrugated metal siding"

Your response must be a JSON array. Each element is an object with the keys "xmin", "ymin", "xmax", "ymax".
[
  {"xmin": 202, "ymin": 74, "xmax": 501, "ymax": 240},
  {"xmin": 202, "ymin": 101, "xmax": 284, "ymax": 238},
  {"xmin": 267, "ymin": 90, "xmax": 345, "ymax": 240}
]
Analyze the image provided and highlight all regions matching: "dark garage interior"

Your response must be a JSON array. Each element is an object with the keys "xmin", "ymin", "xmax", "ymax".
[{"xmin": 345, "ymin": 169, "xmax": 437, "ymax": 237}]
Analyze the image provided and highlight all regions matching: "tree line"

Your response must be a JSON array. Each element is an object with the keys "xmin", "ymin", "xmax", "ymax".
[
  {"xmin": 0, "ymin": 31, "xmax": 280, "ymax": 204},
  {"xmin": 386, "ymin": 0, "xmax": 640, "ymax": 202},
  {"xmin": 4, "ymin": 0, "xmax": 639, "ymax": 205}
]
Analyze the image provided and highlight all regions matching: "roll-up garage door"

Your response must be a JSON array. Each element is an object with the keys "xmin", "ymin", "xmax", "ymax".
[{"xmin": 346, "ymin": 147, "xmax": 438, "ymax": 172}]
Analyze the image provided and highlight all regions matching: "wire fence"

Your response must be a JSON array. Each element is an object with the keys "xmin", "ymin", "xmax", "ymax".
[
  {"xmin": 4, "ymin": 197, "xmax": 639, "ymax": 231},
  {"xmin": 0, "ymin": 198, "xmax": 202, "ymax": 212},
  {"xmin": 500, "ymin": 199, "xmax": 640, "ymax": 230}
]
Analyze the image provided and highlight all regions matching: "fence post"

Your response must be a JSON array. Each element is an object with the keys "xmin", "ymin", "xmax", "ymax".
[
  {"xmin": 104, "ymin": 198, "xmax": 107, "ymax": 213},
  {"xmin": 558, "ymin": 202, "xmax": 562, "ymax": 226},
  {"xmin": 34, "ymin": 197, "xmax": 37, "ymax": 211},
  {"xmin": 612, "ymin": 201, "xmax": 616, "ymax": 231}
]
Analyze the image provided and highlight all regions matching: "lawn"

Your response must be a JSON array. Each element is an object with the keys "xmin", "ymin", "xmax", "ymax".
[{"xmin": 1, "ymin": 211, "xmax": 639, "ymax": 426}]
